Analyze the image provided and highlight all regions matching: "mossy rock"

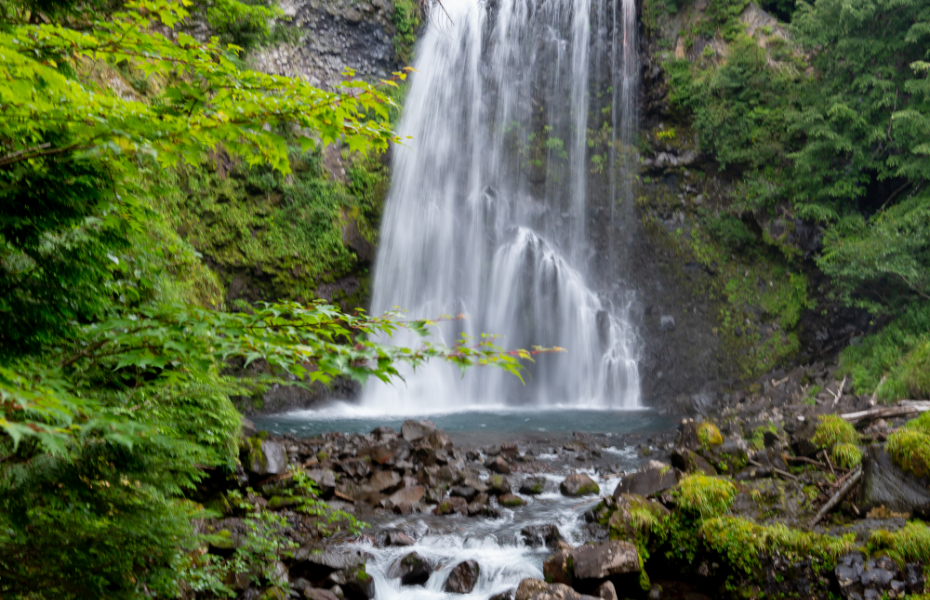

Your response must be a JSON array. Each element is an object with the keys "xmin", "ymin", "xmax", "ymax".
[
  {"xmin": 519, "ymin": 476, "xmax": 547, "ymax": 495},
  {"xmin": 499, "ymin": 493, "xmax": 527, "ymax": 507},
  {"xmin": 266, "ymin": 496, "xmax": 299, "ymax": 510},
  {"xmin": 258, "ymin": 588, "xmax": 287, "ymax": 600},
  {"xmin": 811, "ymin": 415, "xmax": 859, "ymax": 449},
  {"xmin": 674, "ymin": 474, "xmax": 737, "ymax": 518},
  {"xmin": 697, "ymin": 422, "xmax": 724, "ymax": 448}
]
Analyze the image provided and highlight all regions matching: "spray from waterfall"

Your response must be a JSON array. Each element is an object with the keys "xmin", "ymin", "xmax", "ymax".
[{"xmin": 362, "ymin": 0, "xmax": 641, "ymax": 412}]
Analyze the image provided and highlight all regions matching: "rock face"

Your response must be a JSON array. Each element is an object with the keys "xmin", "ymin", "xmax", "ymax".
[
  {"xmin": 860, "ymin": 445, "xmax": 930, "ymax": 516},
  {"xmin": 443, "ymin": 560, "xmax": 480, "ymax": 594},
  {"xmin": 386, "ymin": 552, "xmax": 431, "ymax": 586},
  {"xmin": 612, "ymin": 461, "xmax": 679, "ymax": 498},
  {"xmin": 572, "ymin": 541, "xmax": 639, "ymax": 580},
  {"xmin": 560, "ymin": 473, "xmax": 600, "ymax": 496}
]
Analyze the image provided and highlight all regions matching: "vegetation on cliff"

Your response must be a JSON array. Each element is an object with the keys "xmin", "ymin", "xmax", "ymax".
[{"xmin": 641, "ymin": 0, "xmax": 929, "ymax": 392}]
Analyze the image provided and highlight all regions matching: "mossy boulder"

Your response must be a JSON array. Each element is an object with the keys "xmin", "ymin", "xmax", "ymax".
[
  {"xmin": 671, "ymin": 447, "xmax": 717, "ymax": 476},
  {"xmin": 861, "ymin": 444, "xmax": 930, "ymax": 516},
  {"xmin": 486, "ymin": 474, "xmax": 511, "ymax": 496},
  {"xmin": 608, "ymin": 494, "xmax": 669, "ymax": 548},
  {"xmin": 560, "ymin": 473, "xmax": 600, "ymax": 497},
  {"xmin": 519, "ymin": 476, "xmax": 547, "ymax": 495},
  {"xmin": 499, "ymin": 493, "xmax": 528, "ymax": 507}
]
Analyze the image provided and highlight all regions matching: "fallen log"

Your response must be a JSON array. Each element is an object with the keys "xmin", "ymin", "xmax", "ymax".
[
  {"xmin": 748, "ymin": 458, "xmax": 800, "ymax": 482},
  {"xmin": 841, "ymin": 402, "xmax": 930, "ymax": 425},
  {"xmin": 809, "ymin": 466, "xmax": 862, "ymax": 528}
]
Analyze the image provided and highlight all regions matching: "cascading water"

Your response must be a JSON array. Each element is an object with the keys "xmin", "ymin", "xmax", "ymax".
[{"xmin": 363, "ymin": 0, "xmax": 641, "ymax": 412}]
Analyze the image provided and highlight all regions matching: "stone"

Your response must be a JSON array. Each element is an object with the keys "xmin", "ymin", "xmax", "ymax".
[
  {"xmin": 486, "ymin": 455, "xmax": 512, "ymax": 474},
  {"xmin": 596, "ymin": 581, "xmax": 618, "ymax": 600},
  {"xmin": 612, "ymin": 462, "xmax": 679, "ymax": 498},
  {"xmin": 433, "ymin": 496, "xmax": 468, "ymax": 515},
  {"xmin": 429, "ymin": 428, "xmax": 453, "ymax": 450},
  {"xmin": 387, "ymin": 485, "xmax": 424, "ymax": 506},
  {"xmin": 860, "ymin": 444, "xmax": 930, "ymax": 516},
  {"xmin": 516, "ymin": 578, "xmax": 550, "ymax": 600},
  {"xmin": 499, "ymin": 493, "xmax": 527, "ymax": 507},
  {"xmin": 486, "ymin": 474, "xmax": 512, "ymax": 495},
  {"xmin": 560, "ymin": 473, "xmax": 600, "ymax": 496},
  {"xmin": 520, "ymin": 476, "xmax": 547, "ymax": 495},
  {"xmin": 543, "ymin": 551, "xmax": 574, "ymax": 586},
  {"xmin": 386, "ymin": 552, "xmax": 431, "ymax": 586},
  {"xmin": 290, "ymin": 548, "xmax": 371, "ymax": 584},
  {"xmin": 401, "ymin": 419, "xmax": 436, "ymax": 443},
  {"xmin": 670, "ymin": 448, "xmax": 717, "ymax": 476},
  {"xmin": 369, "ymin": 470, "xmax": 401, "ymax": 492},
  {"xmin": 572, "ymin": 540, "xmax": 639, "ymax": 580},
  {"xmin": 607, "ymin": 494, "xmax": 668, "ymax": 544},
  {"xmin": 385, "ymin": 531, "xmax": 415, "ymax": 547},
  {"xmin": 248, "ymin": 439, "xmax": 287, "ymax": 476},
  {"xmin": 341, "ymin": 567, "xmax": 375, "ymax": 600},
  {"xmin": 905, "ymin": 563, "xmax": 925, "ymax": 593},
  {"xmin": 443, "ymin": 560, "xmax": 480, "ymax": 594},
  {"xmin": 515, "ymin": 579, "xmax": 599, "ymax": 600},
  {"xmin": 490, "ymin": 590, "xmax": 515, "ymax": 600},
  {"xmin": 660, "ymin": 315, "xmax": 675, "ymax": 331},
  {"xmin": 305, "ymin": 589, "xmax": 339, "ymax": 600},
  {"xmin": 450, "ymin": 485, "xmax": 479, "ymax": 502},
  {"xmin": 521, "ymin": 524, "xmax": 565, "ymax": 549},
  {"xmin": 835, "ymin": 553, "xmax": 865, "ymax": 599}
]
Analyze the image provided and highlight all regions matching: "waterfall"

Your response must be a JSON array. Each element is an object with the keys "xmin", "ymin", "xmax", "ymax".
[{"xmin": 362, "ymin": 0, "xmax": 641, "ymax": 412}]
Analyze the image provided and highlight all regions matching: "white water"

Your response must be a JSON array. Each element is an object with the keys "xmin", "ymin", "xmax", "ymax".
[
  {"xmin": 350, "ymin": 470, "xmax": 628, "ymax": 600},
  {"xmin": 363, "ymin": 0, "xmax": 642, "ymax": 412}
]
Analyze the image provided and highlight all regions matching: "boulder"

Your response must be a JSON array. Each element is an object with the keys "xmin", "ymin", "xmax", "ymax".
[
  {"xmin": 670, "ymin": 448, "xmax": 717, "ymax": 476},
  {"xmin": 304, "ymin": 588, "xmax": 339, "ymax": 600},
  {"xmin": 386, "ymin": 552, "xmax": 431, "ymax": 586},
  {"xmin": 572, "ymin": 540, "xmax": 639, "ymax": 580},
  {"xmin": 520, "ymin": 524, "xmax": 565, "ymax": 549},
  {"xmin": 428, "ymin": 428, "xmax": 453, "ymax": 450},
  {"xmin": 387, "ymin": 485, "xmax": 424, "ymax": 507},
  {"xmin": 596, "ymin": 581, "xmax": 618, "ymax": 600},
  {"xmin": 369, "ymin": 470, "xmax": 401, "ymax": 492},
  {"xmin": 612, "ymin": 462, "xmax": 679, "ymax": 498},
  {"xmin": 560, "ymin": 473, "xmax": 600, "ymax": 497},
  {"xmin": 443, "ymin": 560, "xmax": 480, "ymax": 594},
  {"xmin": 486, "ymin": 474, "xmax": 512, "ymax": 495},
  {"xmin": 499, "ymin": 493, "xmax": 527, "ymax": 507},
  {"xmin": 543, "ymin": 551, "xmax": 574, "ymax": 586},
  {"xmin": 450, "ymin": 485, "xmax": 479, "ymax": 502},
  {"xmin": 340, "ymin": 567, "xmax": 375, "ymax": 600},
  {"xmin": 247, "ymin": 439, "xmax": 287, "ymax": 476},
  {"xmin": 486, "ymin": 455, "xmax": 512, "ymax": 474},
  {"xmin": 490, "ymin": 590, "xmax": 515, "ymax": 600},
  {"xmin": 860, "ymin": 445, "xmax": 930, "ymax": 516},
  {"xmin": 385, "ymin": 530, "xmax": 416, "ymax": 547},
  {"xmin": 515, "ymin": 579, "xmax": 599, "ymax": 600},
  {"xmin": 401, "ymin": 419, "xmax": 436, "ymax": 443},
  {"xmin": 520, "ymin": 476, "xmax": 547, "ymax": 495},
  {"xmin": 607, "ymin": 494, "xmax": 668, "ymax": 543},
  {"xmin": 290, "ymin": 548, "xmax": 369, "ymax": 581},
  {"xmin": 433, "ymin": 496, "xmax": 468, "ymax": 515}
]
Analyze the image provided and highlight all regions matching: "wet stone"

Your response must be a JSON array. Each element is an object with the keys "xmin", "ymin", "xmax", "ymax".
[
  {"xmin": 560, "ymin": 473, "xmax": 600, "ymax": 497},
  {"xmin": 444, "ymin": 560, "xmax": 480, "ymax": 594},
  {"xmin": 520, "ymin": 476, "xmax": 547, "ymax": 495},
  {"xmin": 385, "ymin": 530, "xmax": 416, "ymax": 547},
  {"xmin": 486, "ymin": 455, "xmax": 512, "ymax": 474},
  {"xmin": 520, "ymin": 524, "xmax": 565, "ymax": 549},
  {"xmin": 386, "ymin": 551, "xmax": 431, "ymax": 586}
]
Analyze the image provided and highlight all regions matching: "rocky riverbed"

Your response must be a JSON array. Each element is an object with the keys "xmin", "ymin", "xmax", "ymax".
[{"xmin": 203, "ymin": 375, "xmax": 930, "ymax": 600}]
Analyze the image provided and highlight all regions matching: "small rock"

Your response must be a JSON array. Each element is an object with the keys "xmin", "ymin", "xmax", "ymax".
[
  {"xmin": 369, "ymin": 470, "xmax": 401, "ymax": 492},
  {"xmin": 659, "ymin": 315, "xmax": 675, "ymax": 331},
  {"xmin": 489, "ymin": 590, "xmax": 515, "ymax": 600},
  {"xmin": 670, "ymin": 448, "xmax": 717, "ymax": 476},
  {"xmin": 305, "ymin": 588, "xmax": 339, "ymax": 600},
  {"xmin": 247, "ymin": 439, "xmax": 288, "ymax": 476},
  {"xmin": 387, "ymin": 485, "xmax": 424, "ymax": 506},
  {"xmin": 444, "ymin": 560, "xmax": 480, "ymax": 594},
  {"xmin": 433, "ymin": 496, "xmax": 468, "ymax": 515},
  {"xmin": 401, "ymin": 419, "xmax": 436, "ymax": 443},
  {"xmin": 560, "ymin": 473, "xmax": 600, "ymax": 496},
  {"xmin": 449, "ymin": 485, "xmax": 479, "ymax": 502},
  {"xmin": 543, "ymin": 551, "xmax": 574, "ymax": 586}
]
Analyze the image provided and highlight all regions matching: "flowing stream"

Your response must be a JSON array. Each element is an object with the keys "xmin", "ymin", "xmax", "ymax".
[{"xmin": 362, "ymin": 0, "xmax": 642, "ymax": 412}]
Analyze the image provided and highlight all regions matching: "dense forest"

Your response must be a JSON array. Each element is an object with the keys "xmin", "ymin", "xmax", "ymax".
[{"xmin": 0, "ymin": 0, "xmax": 928, "ymax": 597}]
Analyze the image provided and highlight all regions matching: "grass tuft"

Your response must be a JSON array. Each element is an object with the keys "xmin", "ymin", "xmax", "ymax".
[
  {"xmin": 674, "ymin": 474, "xmax": 736, "ymax": 518},
  {"xmin": 829, "ymin": 442, "xmax": 862, "ymax": 469},
  {"xmin": 811, "ymin": 414, "xmax": 859, "ymax": 449}
]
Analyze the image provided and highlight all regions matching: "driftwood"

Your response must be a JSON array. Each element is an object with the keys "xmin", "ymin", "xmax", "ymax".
[
  {"xmin": 831, "ymin": 376, "xmax": 847, "ymax": 406},
  {"xmin": 809, "ymin": 466, "xmax": 862, "ymax": 528},
  {"xmin": 841, "ymin": 402, "xmax": 930, "ymax": 425},
  {"xmin": 787, "ymin": 456, "xmax": 830, "ymax": 469}
]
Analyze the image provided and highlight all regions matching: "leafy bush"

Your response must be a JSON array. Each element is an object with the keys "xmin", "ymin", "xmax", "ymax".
[
  {"xmin": 674, "ymin": 474, "xmax": 737, "ymax": 518},
  {"xmin": 811, "ymin": 415, "xmax": 858, "ymax": 449}
]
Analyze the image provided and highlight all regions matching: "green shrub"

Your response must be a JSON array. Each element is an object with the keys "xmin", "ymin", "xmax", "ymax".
[
  {"xmin": 697, "ymin": 422, "xmax": 724, "ymax": 448},
  {"xmin": 674, "ymin": 474, "xmax": 736, "ymax": 518},
  {"xmin": 830, "ymin": 442, "xmax": 862, "ymax": 469},
  {"xmin": 887, "ymin": 428, "xmax": 930, "ymax": 477},
  {"xmin": 811, "ymin": 415, "xmax": 858, "ymax": 449}
]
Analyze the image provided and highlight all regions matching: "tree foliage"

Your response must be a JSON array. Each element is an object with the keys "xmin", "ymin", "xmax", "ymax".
[{"xmin": 0, "ymin": 1, "xmax": 538, "ymax": 597}]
